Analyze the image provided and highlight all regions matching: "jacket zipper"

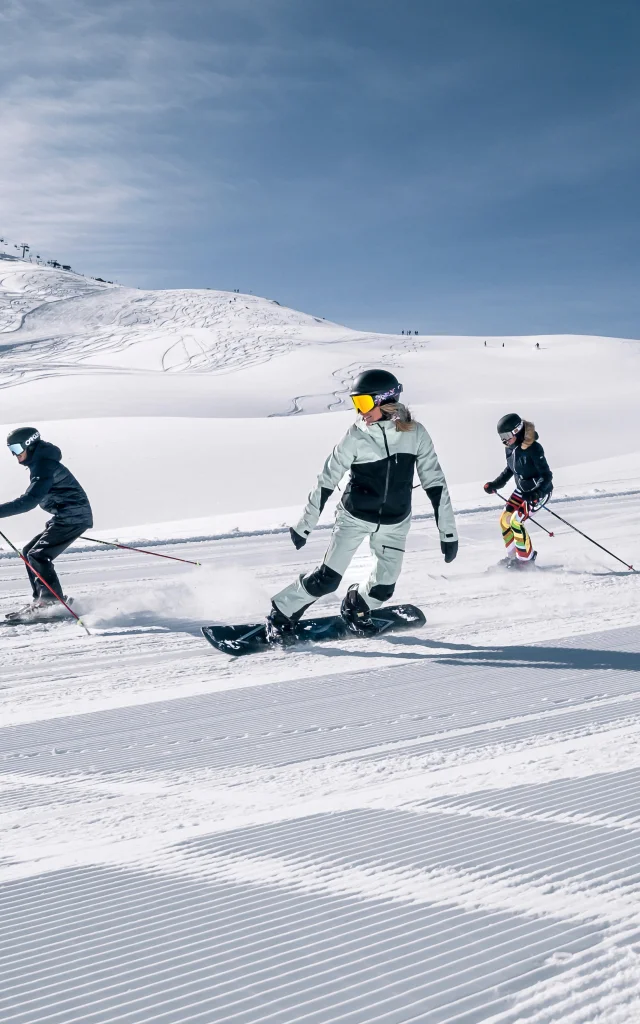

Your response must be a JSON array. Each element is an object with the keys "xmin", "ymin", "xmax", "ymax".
[{"xmin": 376, "ymin": 425, "xmax": 392, "ymax": 531}]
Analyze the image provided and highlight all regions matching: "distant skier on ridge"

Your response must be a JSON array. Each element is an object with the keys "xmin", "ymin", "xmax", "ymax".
[
  {"xmin": 484, "ymin": 414, "xmax": 553, "ymax": 567},
  {"xmin": 265, "ymin": 369, "xmax": 458, "ymax": 643},
  {"xmin": 0, "ymin": 428, "xmax": 93, "ymax": 621}
]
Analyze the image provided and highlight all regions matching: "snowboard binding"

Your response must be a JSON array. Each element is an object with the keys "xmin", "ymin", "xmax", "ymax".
[
  {"xmin": 340, "ymin": 585, "xmax": 379, "ymax": 635},
  {"xmin": 265, "ymin": 602, "xmax": 306, "ymax": 647}
]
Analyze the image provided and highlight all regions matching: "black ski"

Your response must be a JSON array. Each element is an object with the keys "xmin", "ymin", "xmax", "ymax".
[
  {"xmin": 2, "ymin": 610, "xmax": 75, "ymax": 625},
  {"xmin": 201, "ymin": 604, "xmax": 426, "ymax": 657}
]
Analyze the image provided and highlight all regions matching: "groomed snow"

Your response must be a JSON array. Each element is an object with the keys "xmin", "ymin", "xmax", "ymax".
[{"xmin": 0, "ymin": 260, "xmax": 639, "ymax": 1023}]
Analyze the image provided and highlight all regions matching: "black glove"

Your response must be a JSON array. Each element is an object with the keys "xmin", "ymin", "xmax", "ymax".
[
  {"xmin": 529, "ymin": 486, "xmax": 552, "ymax": 509},
  {"xmin": 290, "ymin": 527, "xmax": 307, "ymax": 550},
  {"xmin": 441, "ymin": 539, "xmax": 458, "ymax": 563},
  {"xmin": 483, "ymin": 481, "xmax": 496, "ymax": 494}
]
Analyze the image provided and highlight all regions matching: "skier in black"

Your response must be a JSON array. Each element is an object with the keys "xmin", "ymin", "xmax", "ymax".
[
  {"xmin": 484, "ymin": 413, "xmax": 553, "ymax": 567},
  {"xmin": 0, "ymin": 428, "xmax": 93, "ymax": 619}
]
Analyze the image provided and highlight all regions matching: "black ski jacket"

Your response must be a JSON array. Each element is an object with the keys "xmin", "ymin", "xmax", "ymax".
[
  {"xmin": 0, "ymin": 439, "xmax": 93, "ymax": 527},
  {"xmin": 490, "ymin": 421, "xmax": 553, "ymax": 497}
]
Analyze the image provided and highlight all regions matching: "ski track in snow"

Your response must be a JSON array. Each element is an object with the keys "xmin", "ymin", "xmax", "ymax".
[
  {"xmin": 1, "ymin": 491, "xmax": 640, "ymax": 1023},
  {"xmin": 0, "ymin": 263, "xmax": 362, "ymax": 392}
]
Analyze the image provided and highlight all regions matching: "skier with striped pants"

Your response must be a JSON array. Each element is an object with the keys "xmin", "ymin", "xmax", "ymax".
[{"xmin": 484, "ymin": 413, "xmax": 553, "ymax": 567}]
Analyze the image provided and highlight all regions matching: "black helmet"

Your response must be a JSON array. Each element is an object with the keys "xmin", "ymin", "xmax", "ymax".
[
  {"xmin": 7, "ymin": 427, "xmax": 40, "ymax": 456},
  {"xmin": 497, "ymin": 413, "xmax": 524, "ymax": 444},
  {"xmin": 350, "ymin": 369, "xmax": 402, "ymax": 411}
]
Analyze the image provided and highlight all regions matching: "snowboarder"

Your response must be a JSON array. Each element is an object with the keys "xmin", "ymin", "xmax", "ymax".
[
  {"xmin": 0, "ymin": 428, "xmax": 93, "ymax": 620},
  {"xmin": 265, "ymin": 370, "xmax": 458, "ymax": 642},
  {"xmin": 484, "ymin": 414, "xmax": 553, "ymax": 567}
]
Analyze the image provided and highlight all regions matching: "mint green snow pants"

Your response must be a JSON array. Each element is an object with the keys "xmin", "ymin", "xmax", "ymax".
[{"xmin": 272, "ymin": 504, "xmax": 412, "ymax": 620}]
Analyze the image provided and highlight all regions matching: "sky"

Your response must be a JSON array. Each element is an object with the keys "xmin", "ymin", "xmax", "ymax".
[{"xmin": 1, "ymin": 0, "xmax": 639, "ymax": 337}]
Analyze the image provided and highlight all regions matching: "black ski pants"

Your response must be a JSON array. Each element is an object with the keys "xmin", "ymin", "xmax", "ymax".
[{"xmin": 22, "ymin": 521, "xmax": 88, "ymax": 600}]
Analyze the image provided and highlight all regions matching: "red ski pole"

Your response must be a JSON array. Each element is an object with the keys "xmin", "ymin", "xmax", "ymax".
[
  {"xmin": 0, "ymin": 529, "xmax": 90, "ymax": 634},
  {"xmin": 494, "ymin": 491, "xmax": 555, "ymax": 537},
  {"xmin": 81, "ymin": 535, "xmax": 201, "ymax": 566}
]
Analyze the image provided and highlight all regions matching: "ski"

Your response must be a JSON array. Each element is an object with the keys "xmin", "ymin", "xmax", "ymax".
[
  {"xmin": 3, "ymin": 598, "xmax": 77, "ymax": 626},
  {"xmin": 2, "ymin": 616, "xmax": 75, "ymax": 626}
]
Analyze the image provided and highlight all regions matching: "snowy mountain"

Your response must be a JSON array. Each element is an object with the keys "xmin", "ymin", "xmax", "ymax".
[
  {"xmin": 0, "ymin": 258, "xmax": 638, "ymax": 535},
  {"xmin": 1, "ymin": 259, "xmax": 640, "ymax": 1024}
]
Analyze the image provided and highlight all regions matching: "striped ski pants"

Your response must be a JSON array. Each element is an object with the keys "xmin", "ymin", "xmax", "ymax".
[{"xmin": 500, "ymin": 490, "xmax": 534, "ymax": 561}]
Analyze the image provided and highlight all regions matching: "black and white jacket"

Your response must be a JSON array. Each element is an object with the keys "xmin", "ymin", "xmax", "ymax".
[{"xmin": 295, "ymin": 416, "xmax": 457, "ymax": 541}]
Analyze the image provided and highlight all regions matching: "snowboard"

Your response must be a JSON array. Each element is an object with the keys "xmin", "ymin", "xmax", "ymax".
[{"xmin": 201, "ymin": 604, "xmax": 426, "ymax": 657}]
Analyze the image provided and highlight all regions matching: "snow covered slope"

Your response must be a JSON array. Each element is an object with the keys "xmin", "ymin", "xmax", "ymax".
[
  {"xmin": 0, "ymin": 257, "xmax": 639, "ymax": 537},
  {"xmin": 1, "ymin": 258, "xmax": 640, "ymax": 1023}
]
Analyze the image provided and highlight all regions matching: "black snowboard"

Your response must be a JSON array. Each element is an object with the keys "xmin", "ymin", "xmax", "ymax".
[{"xmin": 201, "ymin": 604, "xmax": 426, "ymax": 657}]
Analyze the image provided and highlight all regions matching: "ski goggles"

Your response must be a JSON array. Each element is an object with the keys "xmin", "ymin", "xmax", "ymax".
[
  {"xmin": 8, "ymin": 443, "xmax": 25, "ymax": 455},
  {"xmin": 499, "ymin": 420, "xmax": 523, "ymax": 444},
  {"xmin": 350, "ymin": 386, "xmax": 402, "ymax": 415},
  {"xmin": 351, "ymin": 394, "xmax": 377, "ymax": 414}
]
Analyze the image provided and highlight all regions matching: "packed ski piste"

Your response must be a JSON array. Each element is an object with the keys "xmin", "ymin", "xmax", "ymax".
[{"xmin": 0, "ymin": 368, "xmax": 633, "ymax": 644}]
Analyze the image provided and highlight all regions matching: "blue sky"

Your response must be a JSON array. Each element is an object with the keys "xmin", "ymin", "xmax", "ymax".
[{"xmin": 2, "ymin": 0, "xmax": 640, "ymax": 336}]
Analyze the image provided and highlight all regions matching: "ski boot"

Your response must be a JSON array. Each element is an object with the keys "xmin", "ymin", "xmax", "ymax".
[
  {"xmin": 509, "ymin": 550, "xmax": 538, "ymax": 570},
  {"xmin": 340, "ymin": 585, "xmax": 379, "ymax": 635},
  {"xmin": 265, "ymin": 602, "xmax": 302, "ymax": 647}
]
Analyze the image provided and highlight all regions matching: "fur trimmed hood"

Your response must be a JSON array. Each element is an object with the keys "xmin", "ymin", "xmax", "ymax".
[{"xmin": 521, "ymin": 420, "xmax": 538, "ymax": 450}]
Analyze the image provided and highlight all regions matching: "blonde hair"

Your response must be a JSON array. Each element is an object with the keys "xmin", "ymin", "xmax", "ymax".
[{"xmin": 380, "ymin": 403, "xmax": 416, "ymax": 432}]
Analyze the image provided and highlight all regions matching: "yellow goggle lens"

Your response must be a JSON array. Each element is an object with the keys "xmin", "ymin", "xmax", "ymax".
[{"xmin": 351, "ymin": 394, "xmax": 375, "ymax": 414}]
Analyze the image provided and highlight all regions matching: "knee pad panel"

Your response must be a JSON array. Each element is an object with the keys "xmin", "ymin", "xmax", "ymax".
[
  {"xmin": 302, "ymin": 563, "xmax": 342, "ymax": 597},
  {"xmin": 369, "ymin": 582, "xmax": 396, "ymax": 602}
]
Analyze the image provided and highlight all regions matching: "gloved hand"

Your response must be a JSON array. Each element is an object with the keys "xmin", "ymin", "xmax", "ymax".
[
  {"xmin": 441, "ymin": 539, "xmax": 458, "ymax": 563},
  {"xmin": 529, "ymin": 486, "xmax": 552, "ymax": 509},
  {"xmin": 483, "ymin": 482, "xmax": 496, "ymax": 494},
  {"xmin": 290, "ymin": 527, "xmax": 307, "ymax": 550}
]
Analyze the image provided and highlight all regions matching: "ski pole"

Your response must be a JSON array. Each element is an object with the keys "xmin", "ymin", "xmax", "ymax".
[
  {"xmin": 81, "ymin": 536, "xmax": 201, "ymax": 566},
  {"xmin": 0, "ymin": 529, "xmax": 90, "ymax": 634},
  {"xmin": 542, "ymin": 506, "xmax": 634, "ymax": 571},
  {"xmin": 494, "ymin": 491, "xmax": 555, "ymax": 537}
]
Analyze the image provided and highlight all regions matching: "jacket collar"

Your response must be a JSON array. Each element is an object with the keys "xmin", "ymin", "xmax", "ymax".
[{"xmin": 355, "ymin": 417, "xmax": 396, "ymax": 437}]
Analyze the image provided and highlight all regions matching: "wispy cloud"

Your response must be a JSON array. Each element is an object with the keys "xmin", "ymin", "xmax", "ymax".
[
  {"xmin": 0, "ymin": 0, "xmax": 263, "ymax": 267},
  {"xmin": 1, "ymin": 0, "xmax": 476, "ymax": 272}
]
